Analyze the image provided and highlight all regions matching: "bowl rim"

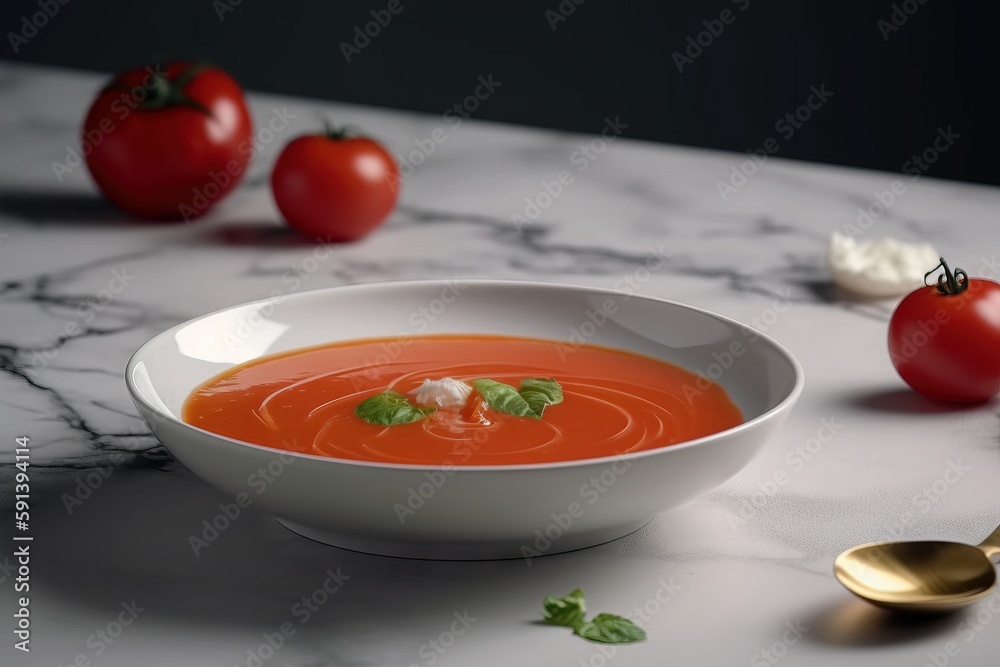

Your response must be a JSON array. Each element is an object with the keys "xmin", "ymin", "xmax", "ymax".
[{"xmin": 125, "ymin": 279, "xmax": 805, "ymax": 472}]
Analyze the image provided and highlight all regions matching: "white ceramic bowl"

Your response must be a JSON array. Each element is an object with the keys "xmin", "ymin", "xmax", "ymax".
[{"xmin": 126, "ymin": 281, "xmax": 803, "ymax": 560}]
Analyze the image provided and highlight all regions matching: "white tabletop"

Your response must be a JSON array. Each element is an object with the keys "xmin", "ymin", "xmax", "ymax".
[{"xmin": 1, "ymin": 62, "xmax": 999, "ymax": 667}]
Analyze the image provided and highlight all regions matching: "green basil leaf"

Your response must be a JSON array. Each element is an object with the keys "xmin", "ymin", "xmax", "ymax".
[
  {"xmin": 471, "ymin": 378, "xmax": 563, "ymax": 419},
  {"xmin": 574, "ymin": 613, "xmax": 646, "ymax": 644},
  {"xmin": 542, "ymin": 588, "xmax": 587, "ymax": 629},
  {"xmin": 518, "ymin": 378, "xmax": 563, "ymax": 417},
  {"xmin": 354, "ymin": 390, "xmax": 435, "ymax": 426},
  {"xmin": 471, "ymin": 379, "xmax": 536, "ymax": 418}
]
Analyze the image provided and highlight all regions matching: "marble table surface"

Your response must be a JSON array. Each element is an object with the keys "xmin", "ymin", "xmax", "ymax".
[{"xmin": 1, "ymin": 62, "xmax": 999, "ymax": 667}]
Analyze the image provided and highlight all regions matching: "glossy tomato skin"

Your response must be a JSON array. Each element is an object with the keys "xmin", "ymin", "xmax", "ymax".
[
  {"xmin": 888, "ymin": 278, "xmax": 1000, "ymax": 402},
  {"xmin": 83, "ymin": 61, "xmax": 253, "ymax": 219},
  {"xmin": 271, "ymin": 135, "xmax": 399, "ymax": 241}
]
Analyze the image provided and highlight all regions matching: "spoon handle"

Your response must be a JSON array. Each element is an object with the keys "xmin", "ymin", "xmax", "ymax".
[{"xmin": 978, "ymin": 524, "xmax": 1000, "ymax": 560}]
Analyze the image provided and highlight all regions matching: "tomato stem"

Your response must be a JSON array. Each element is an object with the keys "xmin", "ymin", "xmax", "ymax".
[
  {"xmin": 103, "ymin": 62, "xmax": 213, "ymax": 117},
  {"xmin": 924, "ymin": 257, "xmax": 969, "ymax": 295},
  {"xmin": 322, "ymin": 121, "xmax": 364, "ymax": 141},
  {"xmin": 323, "ymin": 120, "xmax": 342, "ymax": 139}
]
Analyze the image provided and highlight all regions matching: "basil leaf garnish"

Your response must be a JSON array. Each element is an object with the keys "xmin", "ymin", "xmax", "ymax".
[
  {"xmin": 471, "ymin": 378, "xmax": 563, "ymax": 419},
  {"xmin": 573, "ymin": 613, "xmax": 647, "ymax": 644},
  {"xmin": 354, "ymin": 390, "xmax": 436, "ymax": 426},
  {"xmin": 470, "ymin": 379, "xmax": 535, "ymax": 418},
  {"xmin": 518, "ymin": 378, "xmax": 564, "ymax": 417},
  {"xmin": 541, "ymin": 589, "xmax": 646, "ymax": 645},
  {"xmin": 542, "ymin": 588, "xmax": 587, "ymax": 628}
]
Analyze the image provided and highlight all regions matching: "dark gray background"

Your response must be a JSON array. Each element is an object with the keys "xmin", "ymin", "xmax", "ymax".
[{"xmin": 3, "ymin": 0, "xmax": 997, "ymax": 185}]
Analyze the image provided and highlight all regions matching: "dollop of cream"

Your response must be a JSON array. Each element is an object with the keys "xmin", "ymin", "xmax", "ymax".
[
  {"xmin": 409, "ymin": 378, "xmax": 472, "ymax": 408},
  {"xmin": 828, "ymin": 232, "xmax": 939, "ymax": 298}
]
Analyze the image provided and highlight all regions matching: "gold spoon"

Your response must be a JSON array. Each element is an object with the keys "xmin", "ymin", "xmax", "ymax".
[{"xmin": 834, "ymin": 525, "xmax": 1000, "ymax": 613}]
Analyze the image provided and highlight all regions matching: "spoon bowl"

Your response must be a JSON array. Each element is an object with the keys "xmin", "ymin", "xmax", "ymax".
[{"xmin": 835, "ymin": 526, "xmax": 1000, "ymax": 613}]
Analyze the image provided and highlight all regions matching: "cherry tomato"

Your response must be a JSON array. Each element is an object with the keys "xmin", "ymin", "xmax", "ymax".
[
  {"xmin": 271, "ymin": 130, "xmax": 399, "ymax": 241},
  {"xmin": 888, "ymin": 258, "xmax": 1000, "ymax": 402},
  {"xmin": 83, "ymin": 61, "xmax": 253, "ymax": 219}
]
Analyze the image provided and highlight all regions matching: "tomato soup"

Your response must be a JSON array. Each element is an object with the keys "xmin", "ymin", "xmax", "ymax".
[{"xmin": 182, "ymin": 335, "xmax": 743, "ymax": 465}]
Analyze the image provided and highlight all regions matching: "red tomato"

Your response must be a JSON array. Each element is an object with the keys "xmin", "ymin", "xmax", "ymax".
[
  {"xmin": 271, "ymin": 132, "xmax": 399, "ymax": 241},
  {"xmin": 888, "ymin": 259, "xmax": 1000, "ymax": 402},
  {"xmin": 83, "ymin": 61, "xmax": 253, "ymax": 219}
]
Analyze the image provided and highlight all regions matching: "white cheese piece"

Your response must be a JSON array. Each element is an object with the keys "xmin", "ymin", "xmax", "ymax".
[
  {"xmin": 410, "ymin": 378, "xmax": 472, "ymax": 408},
  {"xmin": 828, "ymin": 232, "xmax": 939, "ymax": 298}
]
